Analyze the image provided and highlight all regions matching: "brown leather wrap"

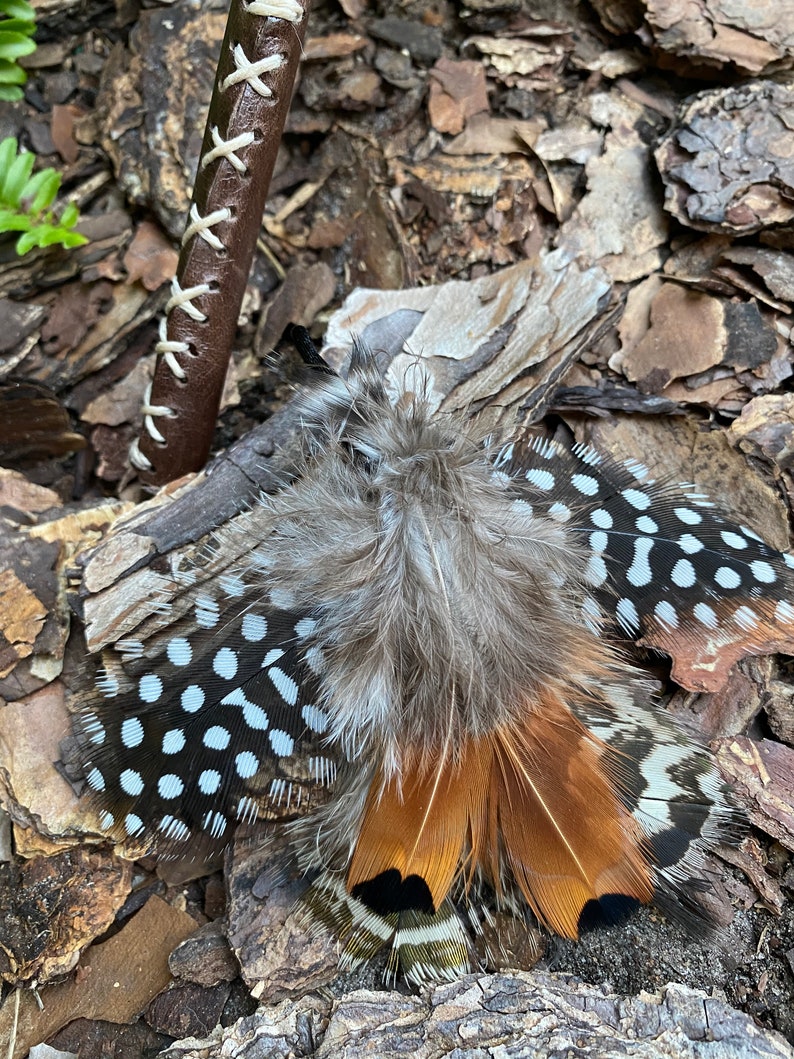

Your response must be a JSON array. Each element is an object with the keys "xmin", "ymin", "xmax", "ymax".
[{"xmin": 137, "ymin": 1, "xmax": 310, "ymax": 485}]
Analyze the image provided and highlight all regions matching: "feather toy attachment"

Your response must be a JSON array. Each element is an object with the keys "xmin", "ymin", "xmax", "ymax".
[{"xmin": 74, "ymin": 343, "xmax": 794, "ymax": 983}]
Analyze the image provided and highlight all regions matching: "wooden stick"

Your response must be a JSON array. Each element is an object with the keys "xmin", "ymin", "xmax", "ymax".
[{"xmin": 130, "ymin": 0, "xmax": 311, "ymax": 485}]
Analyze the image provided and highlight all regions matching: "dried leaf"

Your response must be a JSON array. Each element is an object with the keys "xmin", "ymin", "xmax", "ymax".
[
  {"xmin": 123, "ymin": 221, "xmax": 178, "ymax": 292},
  {"xmin": 50, "ymin": 104, "xmax": 81, "ymax": 165}
]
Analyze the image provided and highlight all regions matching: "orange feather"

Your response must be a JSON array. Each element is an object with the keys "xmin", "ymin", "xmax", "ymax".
[
  {"xmin": 346, "ymin": 689, "xmax": 654, "ymax": 937},
  {"xmin": 489, "ymin": 692, "xmax": 654, "ymax": 937},
  {"xmin": 346, "ymin": 742, "xmax": 491, "ymax": 910}
]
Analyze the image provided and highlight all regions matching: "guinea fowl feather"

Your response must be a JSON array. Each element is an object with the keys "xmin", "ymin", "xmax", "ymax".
[{"xmin": 74, "ymin": 347, "xmax": 791, "ymax": 982}]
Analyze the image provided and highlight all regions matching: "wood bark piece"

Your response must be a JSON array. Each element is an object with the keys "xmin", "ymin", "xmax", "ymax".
[
  {"xmin": 0, "ymin": 849, "xmax": 131, "ymax": 985},
  {"xmin": 731, "ymin": 395, "xmax": 794, "ymax": 469},
  {"xmin": 466, "ymin": 32, "xmax": 569, "ymax": 90},
  {"xmin": 255, "ymin": 261, "xmax": 336, "ymax": 356},
  {"xmin": 558, "ymin": 97, "xmax": 668, "ymax": 282},
  {"xmin": 643, "ymin": 0, "xmax": 794, "ymax": 74},
  {"xmin": 323, "ymin": 248, "xmax": 612, "ymax": 430},
  {"xmin": 721, "ymin": 247, "xmax": 794, "ymax": 304},
  {"xmin": 156, "ymin": 972, "xmax": 793, "ymax": 1059},
  {"xmin": 168, "ymin": 921, "xmax": 240, "ymax": 988},
  {"xmin": 763, "ymin": 678, "xmax": 794, "ymax": 745},
  {"xmin": 715, "ymin": 738, "xmax": 794, "ymax": 852},
  {"xmin": 0, "ymin": 683, "xmax": 100, "ymax": 855},
  {"xmin": 28, "ymin": 281, "xmax": 153, "ymax": 392},
  {"xmin": 0, "ymin": 300, "xmax": 47, "ymax": 367},
  {"xmin": 0, "ymin": 895, "xmax": 197, "ymax": 1059},
  {"xmin": 656, "ymin": 82, "xmax": 794, "ymax": 235},
  {"xmin": 719, "ymin": 836, "xmax": 785, "ymax": 916},
  {"xmin": 427, "ymin": 58, "xmax": 489, "ymax": 135},
  {"xmin": 613, "ymin": 281, "xmax": 779, "ymax": 397},
  {"xmin": 95, "ymin": 7, "xmax": 227, "ymax": 240},
  {"xmin": 145, "ymin": 981, "xmax": 235, "ymax": 1040},
  {"xmin": 616, "ymin": 282, "xmax": 726, "ymax": 392},
  {"xmin": 591, "ymin": 0, "xmax": 794, "ymax": 73},
  {"xmin": 0, "ymin": 501, "xmax": 124, "ymax": 701},
  {"xmin": 132, "ymin": 0, "xmax": 312, "ymax": 485},
  {"xmin": 0, "ymin": 385, "xmax": 85, "ymax": 465},
  {"xmin": 226, "ymin": 833, "xmax": 339, "ymax": 1003}
]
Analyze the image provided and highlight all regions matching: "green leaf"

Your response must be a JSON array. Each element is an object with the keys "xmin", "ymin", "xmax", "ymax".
[
  {"xmin": 0, "ymin": 211, "xmax": 30, "ymax": 234},
  {"xmin": 14, "ymin": 228, "xmax": 40, "ymax": 254},
  {"xmin": 41, "ymin": 225, "xmax": 81, "ymax": 247},
  {"xmin": 57, "ymin": 228, "xmax": 87, "ymax": 248},
  {"xmin": 0, "ymin": 29, "xmax": 37, "ymax": 59},
  {"xmin": 58, "ymin": 201, "xmax": 80, "ymax": 228},
  {"xmin": 0, "ymin": 0, "xmax": 33, "ymax": 96},
  {"xmin": 0, "ymin": 0, "xmax": 35, "ymax": 20},
  {"xmin": 16, "ymin": 222, "xmax": 87, "ymax": 254},
  {"xmin": 0, "ymin": 19, "xmax": 35, "ymax": 36},
  {"xmin": 0, "ymin": 59, "xmax": 28, "ymax": 84},
  {"xmin": 22, "ymin": 167, "xmax": 59, "ymax": 213},
  {"xmin": 0, "ymin": 146, "xmax": 35, "ymax": 205},
  {"xmin": 36, "ymin": 227, "xmax": 63, "ymax": 247},
  {"xmin": 0, "ymin": 136, "xmax": 17, "ymax": 177},
  {"xmin": 0, "ymin": 136, "xmax": 89, "ymax": 258}
]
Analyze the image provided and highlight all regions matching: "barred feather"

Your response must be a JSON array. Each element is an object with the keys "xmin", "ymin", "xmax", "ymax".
[{"xmin": 74, "ymin": 346, "xmax": 794, "ymax": 982}]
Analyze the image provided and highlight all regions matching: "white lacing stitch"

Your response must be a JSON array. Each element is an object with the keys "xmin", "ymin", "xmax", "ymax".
[
  {"xmin": 129, "ymin": 436, "xmax": 152, "ymax": 471},
  {"xmin": 244, "ymin": 0, "xmax": 303, "ymax": 19},
  {"xmin": 139, "ymin": 383, "xmax": 175, "ymax": 444},
  {"xmin": 201, "ymin": 126, "xmax": 256, "ymax": 174},
  {"xmin": 149, "ymin": 275, "xmax": 210, "ymax": 384},
  {"xmin": 129, "ymin": 381, "xmax": 177, "ymax": 470},
  {"xmin": 130, "ymin": 273, "xmax": 212, "ymax": 467},
  {"xmin": 222, "ymin": 45, "xmax": 285, "ymax": 97},
  {"xmin": 165, "ymin": 276, "xmax": 210, "ymax": 323},
  {"xmin": 155, "ymin": 317, "xmax": 189, "ymax": 381},
  {"xmin": 183, "ymin": 204, "xmax": 231, "ymax": 251}
]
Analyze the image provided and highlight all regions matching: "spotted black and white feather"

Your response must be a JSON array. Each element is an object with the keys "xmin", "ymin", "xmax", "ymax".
[
  {"xmin": 74, "ymin": 345, "xmax": 794, "ymax": 984},
  {"xmin": 77, "ymin": 588, "xmax": 336, "ymax": 852},
  {"xmin": 500, "ymin": 437, "xmax": 794, "ymax": 687}
]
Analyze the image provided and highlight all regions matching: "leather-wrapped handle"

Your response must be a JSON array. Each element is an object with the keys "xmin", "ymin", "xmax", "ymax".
[{"xmin": 131, "ymin": 0, "xmax": 311, "ymax": 485}]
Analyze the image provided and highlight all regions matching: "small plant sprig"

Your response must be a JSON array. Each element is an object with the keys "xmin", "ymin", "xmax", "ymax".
[
  {"xmin": 0, "ymin": 0, "xmax": 35, "ymax": 101},
  {"xmin": 0, "ymin": 136, "xmax": 88, "ymax": 255}
]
